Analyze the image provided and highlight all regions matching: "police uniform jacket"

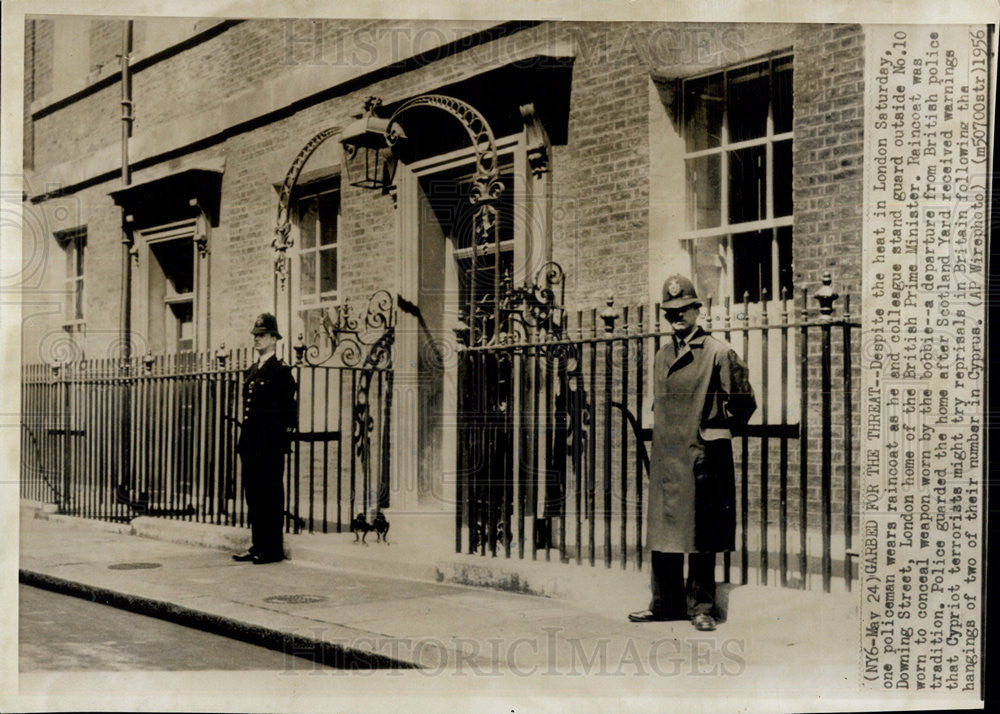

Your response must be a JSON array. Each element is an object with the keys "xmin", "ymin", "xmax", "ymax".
[
  {"xmin": 237, "ymin": 355, "xmax": 297, "ymax": 458},
  {"xmin": 647, "ymin": 327, "xmax": 756, "ymax": 553}
]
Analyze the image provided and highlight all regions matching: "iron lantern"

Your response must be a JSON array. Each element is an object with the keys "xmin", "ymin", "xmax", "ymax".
[{"xmin": 339, "ymin": 97, "xmax": 405, "ymax": 192}]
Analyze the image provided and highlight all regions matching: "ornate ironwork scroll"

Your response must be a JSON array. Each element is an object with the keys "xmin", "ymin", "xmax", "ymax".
[
  {"xmin": 293, "ymin": 291, "xmax": 395, "ymax": 514},
  {"xmin": 473, "ymin": 260, "xmax": 568, "ymax": 347},
  {"xmin": 294, "ymin": 290, "xmax": 395, "ymax": 369}
]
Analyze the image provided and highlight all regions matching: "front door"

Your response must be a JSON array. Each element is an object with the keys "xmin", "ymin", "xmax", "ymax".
[{"xmin": 396, "ymin": 145, "xmax": 517, "ymax": 529}]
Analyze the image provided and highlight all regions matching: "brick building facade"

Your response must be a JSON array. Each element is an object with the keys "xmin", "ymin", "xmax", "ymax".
[{"xmin": 21, "ymin": 17, "xmax": 864, "ymax": 586}]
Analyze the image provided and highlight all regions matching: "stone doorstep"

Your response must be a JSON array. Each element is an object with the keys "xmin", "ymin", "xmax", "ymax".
[{"xmin": 21, "ymin": 502, "xmax": 857, "ymax": 626}]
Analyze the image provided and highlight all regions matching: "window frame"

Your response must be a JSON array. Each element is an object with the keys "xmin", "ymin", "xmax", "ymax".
[
  {"xmin": 140, "ymin": 218, "xmax": 199, "ymax": 354},
  {"xmin": 56, "ymin": 227, "xmax": 87, "ymax": 327},
  {"xmin": 681, "ymin": 51, "xmax": 794, "ymax": 304},
  {"xmin": 294, "ymin": 177, "xmax": 341, "ymax": 311}
]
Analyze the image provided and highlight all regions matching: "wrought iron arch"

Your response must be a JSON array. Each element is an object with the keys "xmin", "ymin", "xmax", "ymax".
[
  {"xmin": 272, "ymin": 125, "xmax": 342, "ymax": 296},
  {"xmin": 374, "ymin": 94, "xmax": 506, "ymax": 346}
]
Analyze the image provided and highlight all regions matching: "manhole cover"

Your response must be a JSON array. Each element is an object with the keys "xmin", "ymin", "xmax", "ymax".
[
  {"xmin": 263, "ymin": 594, "xmax": 328, "ymax": 605},
  {"xmin": 108, "ymin": 562, "xmax": 162, "ymax": 570}
]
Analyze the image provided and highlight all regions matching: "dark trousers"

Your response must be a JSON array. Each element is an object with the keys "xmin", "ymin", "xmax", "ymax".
[
  {"xmin": 648, "ymin": 550, "xmax": 717, "ymax": 618},
  {"xmin": 240, "ymin": 448, "xmax": 285, "ymax": 559}
]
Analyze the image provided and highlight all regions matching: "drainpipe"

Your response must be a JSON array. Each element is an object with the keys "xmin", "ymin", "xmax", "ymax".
[
  {"xmin": 120, "ymin": 20, "xmax": 134, "ymax": 354},
  {"xmin": 119, "ymin": 20, "xmax": 135, "ymax": 505}
]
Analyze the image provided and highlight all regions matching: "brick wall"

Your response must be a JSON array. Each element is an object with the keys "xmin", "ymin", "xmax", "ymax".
[
  {"xmin": 33, "ymin": 81, "xmax": 120, "ymax": 171},
  {"xmin": 24, "ymin": 20, "xmax": 36, "ymax": 169},
  {"xmin": 88, "ymin": 19, "xmax": 147, "ymax": 75},
  {"xmin": 551, "ymin": 23, "xmax": 651, "ymax": 310},
  {"xmin": 31, "ymin": 19, "xmax": 53, "ymax": 99},
  {"xmin": 30, "ymin": 19, "xmax": 658, "ymax": 346},
  {"xmin": 214, "ymin": 21, "xmax": 651, "ymax": 348},
  {"xmin": 89, "ymin": 19, "xmax": 120, "ymax": 74},
  {"xmin": 792, "ymin": 24, "xmax": 865, "ymax": 298},
  {"xmin": 25, "ymin": 16, "xmax": 868, "ymax": 371}
]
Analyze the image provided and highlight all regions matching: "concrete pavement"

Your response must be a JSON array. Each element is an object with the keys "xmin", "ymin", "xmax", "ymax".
[{"xmin": 19, "ymin": 503, "xmax": 859, "ymax": 688}]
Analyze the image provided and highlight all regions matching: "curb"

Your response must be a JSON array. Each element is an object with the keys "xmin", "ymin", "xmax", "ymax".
[{"xmin": 19, "ymin": 568, "xmax": 425, "ymax": 670}]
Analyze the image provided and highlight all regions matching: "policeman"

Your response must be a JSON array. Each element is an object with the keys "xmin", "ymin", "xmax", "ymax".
[
  {"xmin": 232, "ymin": 313, "xmax": 297, "ymax": 565},
  {"xmin": 629, "ymin": 275, "xmax": 756, "ymax": 631}
]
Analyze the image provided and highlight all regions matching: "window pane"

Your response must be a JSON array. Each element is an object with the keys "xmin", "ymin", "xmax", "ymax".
[
  {"xmin": 690, "ymin": 234, "xmax": 728, "ymax": 304},
  {"xmin": 74, "ymin": 278, "xmax": 84, "ymax": 321},
  {"xmin": 728, "ymin": 145, "xmax": 765, "ymax": 224},
  {"xmin": 318, "ymin": 192, "xmax": 338, "ymax": 246},
  {"xmin": 458, "ymin": 249, "xmax": 513, "ymax": 292},
  {"xmin": 299, "ymin": 307, "xmax": 325, "ymax": 343},
  {"xmin": 300, "ymin": 197, "xmax": 317, "ymax": 249},
  {"xmin": 320, "ymin": 246, "xmax": 337, "ymax": 295},
  {"xmin": 727, "ymin": 62, "xmax": 769, "ymax": 142},
  {"xmin": 75, "ymin": 236, "xmax": 85, "ymax": 277},
  {"xmin": 773, "ymin": 139, "xmax": 793, "ymax": 217},
  {"xmin": 171, "ymin": 301, "xmax": 194, "ymax": 352},
  {"xmin": 171, "ymin": 243, "xmax": 194, "ymax": 295},
  {"xmin": 686, "ymin": 154, "xmax": 721, "ymax": 230},
  {"xmin": 772, "ymin": 57, "xmax": 793, "ymax": 134},
  {"xmin": 777, "ymin": 225, "xmax": 794, "ymax": 297},
  {"xmin": 300, "ymin": 252, "xmax": 316, "ymax": 299},
  {"xmin": 495, "ymin": 173, "xmax": 515, "ymax": 243},
  {"xmin": 684, "ymin": 73, "xmax": 723, "ymax": 152},
  {"xmin": 151, "ymin": 239, "xmax": 193, "ymax": 295},
  {"xmin": 457, "ymin": 248, "xmax": 513, "ymax": 339},
  {"xmin": 732, "ymin": 229, "xmax": 772, "ymax": 303}
]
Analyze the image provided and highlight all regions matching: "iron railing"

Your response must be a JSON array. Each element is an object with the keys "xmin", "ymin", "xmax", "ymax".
[
  {"xmin": 20, "ymin": 279, "xmax": 860, "ymax": 592},
  {"xmin": 20, "ymin": 315, "xmax": 393, "ymax": 534},
  {"xmin": 456, "ymin": 279, "xmax": 860, "ymax": 592}
]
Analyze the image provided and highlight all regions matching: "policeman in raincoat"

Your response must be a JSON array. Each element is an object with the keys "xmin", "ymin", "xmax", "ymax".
[{"xmin": 629, "ymin": 275, "xmax": 756, "ymax": 631}]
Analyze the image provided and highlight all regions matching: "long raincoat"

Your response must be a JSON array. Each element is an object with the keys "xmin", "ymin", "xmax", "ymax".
[{"xmin": 647, "ymin": 327, "xmax": 756, "ymax": 553}]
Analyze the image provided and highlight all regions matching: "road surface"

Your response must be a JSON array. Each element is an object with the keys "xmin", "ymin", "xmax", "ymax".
[{"xmin": 19, "ymin": 583, "xmax": 341, "ymax": 672}]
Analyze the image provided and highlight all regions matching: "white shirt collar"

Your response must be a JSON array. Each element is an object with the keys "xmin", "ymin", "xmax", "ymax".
[{"xmin": 256, "ymin": 348, "xmax": 275, "ymax": 366}]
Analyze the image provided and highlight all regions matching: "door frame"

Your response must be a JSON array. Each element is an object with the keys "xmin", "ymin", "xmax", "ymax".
[{"xmin": 391, "ymin": 132, "xmax": 540, "ymax": 515}]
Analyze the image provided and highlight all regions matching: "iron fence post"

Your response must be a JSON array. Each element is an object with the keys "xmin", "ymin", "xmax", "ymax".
[
  {"xmin": 601, "ymin": 296, "xmax": 617, "ymax": 568},
  {"xmin": 842, "ymin": 295, "xmax": 855, "ymax": 591},
  {"xmin": 815, "ymin": 273, "xmax": 839, "ymax": 593}
]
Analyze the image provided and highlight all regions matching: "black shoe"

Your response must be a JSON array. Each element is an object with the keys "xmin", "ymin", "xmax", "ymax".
[
  {"xmin": 691, "ymin": 613, "xmax": 717, "ymax": 631},
  {"xmin": 232, "ymin": 551, "xmax": 256, "ymax": 562},
  {"xmin": 252, "ymin": 554, "xmax": 284, "ymax": 565},
  {"xmin": 628, "ymin": 609, "xmax": 667, "ymax": 623}
]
